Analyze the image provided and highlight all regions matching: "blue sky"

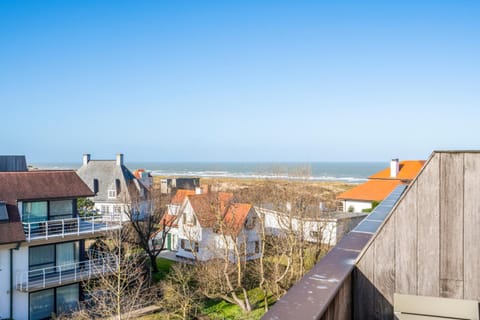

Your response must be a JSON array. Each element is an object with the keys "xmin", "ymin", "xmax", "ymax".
[{"xmin": 0, "ymin": 1, "xmax": 479, "ymax": 162}]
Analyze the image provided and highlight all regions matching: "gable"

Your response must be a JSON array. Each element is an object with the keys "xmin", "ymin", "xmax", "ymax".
[{"xmin": 355, "ymin": 151, "xmax": 480, "ymax": 318}]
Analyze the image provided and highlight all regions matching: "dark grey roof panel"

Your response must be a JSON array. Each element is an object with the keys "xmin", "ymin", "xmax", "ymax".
[
  {"xmin": 0, "ymin": 156, "xmax": 27, "ymax": 172},
  {"xmin": 76, "ymin": 160, "xmax": 146, "ymax": 202},
  {"xmin": 353, "ymin": 184, "xmax": 407, "ymax": 234}
]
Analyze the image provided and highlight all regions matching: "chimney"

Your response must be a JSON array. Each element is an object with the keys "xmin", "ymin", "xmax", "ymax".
[
  {"xmin": 195, "ymin": 187, "xmax": 202, "ymax": 195},
  {"xmin": 83, "ymin": 154, "xmax": 90, "ymax": 166},
  {"xmin": 116, "ymin": 154, "xmax": 124, "ymax": 166},
  {"xmin": 390, "ymin": 158, "xmax": 399, "ymax": 178},
  {"xmin": 201, "ymin": 184, "xmax": 210, "ymax": 194}
]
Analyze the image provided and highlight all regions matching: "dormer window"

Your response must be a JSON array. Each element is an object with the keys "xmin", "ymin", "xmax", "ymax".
[
  {"xmin": 93, "ymin": 179, "xmax": 99, "ymax": 193},
  {"xmin": 108, "ymin": 189, "xmax": 117, "ymax": 199},
  {"xmin": 0, "ymin": 201, "xmax": 8, "ymax": 222}
]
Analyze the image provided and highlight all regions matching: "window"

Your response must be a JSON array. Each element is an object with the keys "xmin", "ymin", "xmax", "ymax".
[
  {"xmin": 310, "ymin": 231, "xmax": 320, "ymax": 238},
  {"xmin": 29, "ymin": 242, "xmax": 79, "ymax": 271},
  {"xmin": 255, "ymin": 241, "xmax": 260, "ymax": 254},
  {"xmin": 22, "ymin": 200, "xmax": 74, "ymax": 223},
  {"xmin": 108, "ymin": 189, "xmax": 117, "ymax": 199},
  {"xmin": 29, "ymin": 284, "xmax": 79, "ymax": 320},
  {"xmin": 22, "ymin": 201, "xmax": 48, "ymax": 223},
  {"xmin": 114, "ymin": 205, "xmax": 123, "ymax": 214},
  {"xmin": 93, "ymin": 179, "xmax": 99, "ymax": 193},
  {"xmin": 56, "ymin": 284, "xmax": 80, "ymax": 315},
  {"xmin": 30, "ymin": 288, "xmax": 54, "ymax": 320},
  {"xmin": 115, "ymin": 179, "xmax": 121, "ymax": 194},
  {"xmin": 29, "ymin": 244, "xmax": 55, "ymax": 270},
  {"xmin": 186, "ymin": 213, "xmax": 196, "ymax": 225},
  {"xmin": 50, "ymin": 200, "xmax": 73, "ymax": 220},
  {"xmin": 101, "ymin": 205, "xmax": 110, "ymax": 214},
  {"xmin": 245, "ymin": 215, "xmax": 256, "ymax": 230},
  {"xmin": 0, "ymin": 201, "xmax": 8, "ymax": 222},
  {"xmin": 180, "ymin": 239, "xmax": 199, "ymax": 252}
]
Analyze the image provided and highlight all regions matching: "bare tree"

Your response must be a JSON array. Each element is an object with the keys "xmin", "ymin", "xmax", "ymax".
[
  {"xmin": 124, "ymin": 188, "xmax": 172, "ymax": 273},
  {"xmin": 161, "ymin": 263, "xmax": 200, "ymax": 320},
  {"xmin": 75, "ymin": 228, "xmax": 158, "ymax": 320}
]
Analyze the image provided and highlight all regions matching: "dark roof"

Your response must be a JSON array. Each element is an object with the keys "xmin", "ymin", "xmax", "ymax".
[
  {"xmin": 0, "ymin": 155, "xmax": 27, "ymax": 172},
  {"xmin": 77, "ymin": 160, "xmax": 146, "ymax": 202},
  {"xmin": 0, "ymin": 204, "xmax": 25, "ymax": 244},
  {"xmin": 0, "ymin": 170, "xmax": 93, "ymax": 245},
  {"xmin": 0, "ymin": 170, "xmax": 94, "ymax": 204}
]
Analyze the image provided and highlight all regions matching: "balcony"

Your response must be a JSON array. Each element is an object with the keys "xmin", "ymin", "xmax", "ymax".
[
  {"xmin": 15, "ymin": 255, "xmax": 118, "ymax": 292},
  {"xmin": 22, "ymin": 215, "xmax": 122, "ymax": 242}
]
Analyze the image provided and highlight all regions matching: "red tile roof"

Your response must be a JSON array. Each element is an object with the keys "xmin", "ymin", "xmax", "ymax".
[
  {"xmin": 369, "ymin": 160, "xmax": 425, "ymax": 180},
  {"xmin": 171, "ymin": 189, "xmax": 196, "ymax": 205},
  {"xmin": 337, "ymin": 179, "xmax": 403, "ymax": 201},
  {"xmin": 187, "ymin": 192, "xmax": 234, "ymax": 228},
  {"xmin": 337, "ymin": 160, "xmax": 425, "ymax": 202},
  {"xmin": 133, "ymin": 169, "xmax": 145, "ymax": 179},
  {"xmin": 161, "ymin": 213, "xmax": 179, "ymax": 228},
  {"xmin": 222, "ymin": 203, "xmax": 252, "ymax": 236}
]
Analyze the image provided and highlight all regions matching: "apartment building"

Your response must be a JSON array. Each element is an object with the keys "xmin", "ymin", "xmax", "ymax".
[{"xmin": 0, "ymin": 156, "xmax": 121, "ymax": 320}]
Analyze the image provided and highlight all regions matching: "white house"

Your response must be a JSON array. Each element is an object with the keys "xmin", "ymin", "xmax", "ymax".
[
  {"xmin": 337, "ymin": 159, "xmax": 425, "ymax": 213},
  {"xmin": 256, "ymin": 205, "xmax": 366, "ymax": 246},
  {"xmin": 169, "ymin": 191, "xmax": 261, "ymax": 262},
  {"xmin": 152, "ymin": 189, "xmax": 196, "ymax": 251},
  {"xmin": 0, "ymin": 156, "xmax": 121, "ymax": 320},
  {"xmin": 77, "ymin": 154, "xmax": 149, "ymax": 221}
]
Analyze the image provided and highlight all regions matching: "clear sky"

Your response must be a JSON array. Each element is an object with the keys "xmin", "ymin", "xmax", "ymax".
[{"xmin": 0, "ymin": 1, "xmax": 479, "ymax": 162}]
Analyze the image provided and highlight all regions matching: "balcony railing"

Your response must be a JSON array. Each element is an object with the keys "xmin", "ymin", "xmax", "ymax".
[
  {"xmin": 22, "ymin": 215, "xmax": 122, "ymax": 242},
  {"xmin": 15, "ymin": 255, "xmax": 118, "ymax": 292}
]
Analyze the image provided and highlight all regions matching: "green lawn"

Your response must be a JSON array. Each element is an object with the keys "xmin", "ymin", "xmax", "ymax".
[
  {"xmin": 201, "ymin": 287, "xmax": 275, "ymax": 320},
  {"xmin": 152, "ymin": 257, "xmax": 176, "ymax": 282},
  {"xmin": 149, "ymin": 258, "xmax": 276, "ymax": 319}
]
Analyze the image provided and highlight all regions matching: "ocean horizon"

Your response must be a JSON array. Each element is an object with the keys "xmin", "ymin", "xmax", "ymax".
[{"xmin": 31, "ymin": 161, "xmax": 388, "ymax": 184}]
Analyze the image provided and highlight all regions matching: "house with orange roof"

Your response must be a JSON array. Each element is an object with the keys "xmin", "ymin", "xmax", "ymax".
[
  {"xmin": 173, "ymin": 191, "xmax": 261, "ymax": 262},
  {"xmin": 151, "ymin": 189, "xmax": 197, "ymax": 251},
  {"xmin": 337, "ymin": 159, "xmax": 425, "ymax": 213}
]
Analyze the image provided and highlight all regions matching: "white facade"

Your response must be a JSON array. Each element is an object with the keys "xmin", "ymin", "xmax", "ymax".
[
  {"xmin": 0, "ymin": 203, "xmax": 120, "ymax": 319},
  {"xmin": 93, "ymin": 200, "xmax": 149, "ymax": 222},
  {"xmin": 258, "ymin": 207, "xmax": 366, "ymax": 246},
  {"xmin": 173, "ymin": 201, "xmax": 261, "ymax": 262},
  {"xmin": 343, "ymin": 200, "xmax": 373, "ymax": 213}
]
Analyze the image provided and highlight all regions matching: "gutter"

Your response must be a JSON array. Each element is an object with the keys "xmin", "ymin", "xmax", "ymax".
[{"xmin": 10, "ymin": 242, "xmax": 21, "ymax": 320}]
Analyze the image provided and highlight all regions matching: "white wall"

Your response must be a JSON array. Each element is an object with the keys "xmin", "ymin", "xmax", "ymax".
[
  {"xmin": 12, "ymin": 290, "xmax": 28, "ymax": 320},
  {"xmin": 0, "ymin": 247, "xmax": 10, "ymax": 319},
  {"xmin": 344, "ymin": 200, "xmax": 372, "ymax": 213},
  {"xmin": 0, "ymin": 245, "xmax": 29, "ymax": 320},
  {"xmin": 176, "ymin": 202, "xmax": 203, "ymax": 260},
  {"xmin": 258, "ymin": 207, "xmax": 362, "ymax": 246},
  {"xmin": 176, "ymin": 204, "xmax": 263, "ymax": 262}
]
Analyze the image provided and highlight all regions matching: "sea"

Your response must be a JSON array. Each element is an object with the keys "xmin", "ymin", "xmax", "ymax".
[{"xmin": 31, "ymin": 161, "xmax": 387, "ymax": 184}]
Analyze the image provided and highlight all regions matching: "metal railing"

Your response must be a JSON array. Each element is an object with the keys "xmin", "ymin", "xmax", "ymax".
[
  {"xmin": 15, "ymin": 255, "xmax": 118, "ymax": 292},
  {"xmin": 22, "ymin": 215, "xmax": 122, "ymax": 242}
]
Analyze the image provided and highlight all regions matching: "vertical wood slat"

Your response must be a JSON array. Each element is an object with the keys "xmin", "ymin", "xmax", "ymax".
[
  {"xmin": 463, "ymin": 153, "xmax": 480, "ymax": 300},
  {"xmin": 320, "ymin": 273, "xmax": 352, "ymax": 320},
  {"xmin": 439, "ymin": 153, "xmax": 464, "ymax": 298},
  {"xmin": 417, "ymin": 154, "xmax": 440, "ymax": 296},
  {"xmin": 374, "ymin": 219, "xmax": 395, "ymax": 319},
  {"xmin": 354, "ymin": 246, "xmax": 374, "ymax": 320},
  {"xmin": 395, "ymin": 181, "xmax": 417, "ymax": 294}
]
